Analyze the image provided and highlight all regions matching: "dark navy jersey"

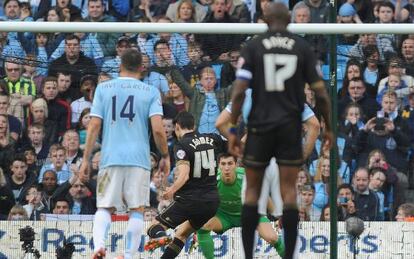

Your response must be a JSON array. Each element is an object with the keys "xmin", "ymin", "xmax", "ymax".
[
  {"xmin": 173, "ymin": 132, "xmax": 225, "ymax": 201},
  {"xmin": 236, "ymin": 30, "xmax": 321, "ymax": 133}
]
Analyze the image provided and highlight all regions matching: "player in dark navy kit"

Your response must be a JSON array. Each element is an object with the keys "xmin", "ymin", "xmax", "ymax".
[
  {"xmin": 228, "ymin": 3, "xmax": 333, "ymax": 259},
  {"xmin": 146, "ymin": 111, "xmax": 224, "ymax": 259}
]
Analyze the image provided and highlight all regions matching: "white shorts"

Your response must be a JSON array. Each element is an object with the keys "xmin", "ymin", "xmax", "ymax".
[
  {"xmin": 96, "ymin": 166, "xmax": 150, "ymax": 210},
  {"xmin": 258, "ymin": 157, "xmax": 283, "ymax": 217}
]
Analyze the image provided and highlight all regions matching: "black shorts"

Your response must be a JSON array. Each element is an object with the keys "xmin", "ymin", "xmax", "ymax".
[
  {"xmin": 243, "ymin": 119, "xmax": 303, "ymax": 168},
  {"xmin": 156, "ymin": 197, "xmax": 219, "ymax": 230}
]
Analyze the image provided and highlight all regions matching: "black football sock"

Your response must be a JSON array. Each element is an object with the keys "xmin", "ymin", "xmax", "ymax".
[
  {"xmin": 161, "ymin": 237, "xmax": 184, "ymax": 259},
  {"xmin": 282, "ymin": 207, "xmax": 299, "ymax": 259},
  {"xmin": 241, "ymin": 204, "xmax": 260, "ymax": 259}
]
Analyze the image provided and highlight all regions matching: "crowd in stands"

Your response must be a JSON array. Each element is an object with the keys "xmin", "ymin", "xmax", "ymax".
[{"xmin": 0, "ymin": 0, "xmax": 413, "ymax": 224}]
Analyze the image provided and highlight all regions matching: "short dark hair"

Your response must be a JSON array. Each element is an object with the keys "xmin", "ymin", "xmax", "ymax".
[
  {"xmin": 174, "ymin": 111, "xmax": 195, "ymax": 130},
  {"xmin": 218, "ymin": 153, "xmax": 236, "ymax": 163},
  {"xmin": 65, "ymin": 34, "xmax": 80, "ymax": 44},
  {"xmin": 154, "ymin": 39, "xmax": 170, "ymax": 52},
  {"xmin": 363, "ymin": 44, "xmax": 379, "ymax": 59},
  {"xmin": 11, "ymin": 153, "xmax": 27, "ymax": 164},
  {"xmin": 4, "ymin": 0, "xmax": 20, "ymax": 9},
  {"xmin": 369, "ymin": 167, "xmax": 386, "ymax": 177},
  {"xmin": 337, "ymin": 183, "xmax": 354, "ymax": 195},
  {"xmin": 120, "ymin": 49, "xmax": 142, "ymax": 72}
]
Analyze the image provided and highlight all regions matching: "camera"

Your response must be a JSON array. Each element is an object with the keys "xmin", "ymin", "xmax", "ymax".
[
  {"xmin": 19, "ymin": 226, "xmax": 35, "ymax": 243},
  {"xmin": 19, "ymin": 226, "xmax": 40, "ymax": 258},
  {"xmin": 374, "ymin": 111, "xmax": 386, "ymax": 131},
  {"xmin": 339, "ymin": 197, "xmax": 348, "ymax": 205}
]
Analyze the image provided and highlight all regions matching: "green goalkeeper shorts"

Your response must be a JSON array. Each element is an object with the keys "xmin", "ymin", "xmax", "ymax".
[{"xmin": 215, "ymin": 210, "xmax": 270, "ymax": 234}]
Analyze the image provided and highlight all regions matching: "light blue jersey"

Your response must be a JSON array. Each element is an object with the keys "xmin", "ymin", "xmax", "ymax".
[{"xmin": 91, "ymin": 77, "xmax": 163, "ymax": 169}]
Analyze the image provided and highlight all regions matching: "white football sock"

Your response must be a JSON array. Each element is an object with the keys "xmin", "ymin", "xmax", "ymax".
[
  {"xmin": 124, "ymin": 211, "xmax": 144, "ymax": 259},
  {"xmin": 93, "ymin": 209, "xmax": 111, "ymax": 252}
]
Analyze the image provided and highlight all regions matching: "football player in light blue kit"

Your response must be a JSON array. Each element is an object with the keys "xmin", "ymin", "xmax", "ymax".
[{"xmin": 79, "ymin": 49, "xmax": 170, "ymax": 259}]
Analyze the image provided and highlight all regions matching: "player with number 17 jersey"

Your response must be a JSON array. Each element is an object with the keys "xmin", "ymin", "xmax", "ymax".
[
  {"xmin": 173, "ymin": 132, "xmax": 225, "ymax": 201},
  {"xmin": 237, "ymin": 31, "xmax": 320, "ymax": 133}
]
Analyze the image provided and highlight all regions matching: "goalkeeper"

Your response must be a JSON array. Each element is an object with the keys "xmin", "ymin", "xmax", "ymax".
[{"xmin": 197, "ymin": 153, "xmax": 285, "ymax": 259}]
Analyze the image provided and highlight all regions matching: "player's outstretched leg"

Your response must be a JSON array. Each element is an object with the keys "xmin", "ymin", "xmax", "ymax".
[
  {"xmin": 161, "ymin": 221, "xmax": 195, "ymax": 259},
  {"xmin": 242, "ymin": 167, "xmax": 264, "ymax": 259},
  {"xmin": 124, "ymin": 211, "xmax": 144, "ymax": 259},
  {"xmin": 279, "ymin": 165, "xmax": 300, "ymax": 259},
  {"xmin": 197, "ymin": 229, "xmax": 215, "ymax": 259},
  {"xmin": 257, "ymin": 221, "xmax": 285, "ymax": 258},
  {"xmin": 92, "ymin": 208, "xmax": 112, "ymax": 258}
]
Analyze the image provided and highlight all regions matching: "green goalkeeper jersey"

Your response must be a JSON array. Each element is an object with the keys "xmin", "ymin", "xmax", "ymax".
[{"xmin": 216, "ymin": 167, "xmax": 245, "ymax": 217}]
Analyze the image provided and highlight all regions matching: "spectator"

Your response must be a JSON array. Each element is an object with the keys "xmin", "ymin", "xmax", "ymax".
[
  {"xmin": 337, "ymin": 3, "xmax": 361, "ymax": 45},
  {"xmin": 23, "ymin": 124, "xmax": 49, "ymax": 169},
  {"xmin": 128, "ymin": 0, "xmax": 168, "ymax": 22},
  {"xmin": 349, "ymin": 33, "xmax": 394, "ymax": 62},
  {"xmin": 337, "ymin": 183, "xmax": 357, "ymax": 220},
  {"xmin": 0, "ymin": 114, "xmax": 16, "ymax": 169},
  {"xmin": 226, "ymin": 0, "xmax": 250, "ymax": 23},
  {"xmin": 23, "ymin": 184, "xmax": 48, "ymax": 220},
  {"xmin": 0, "ymin": 167, "xmax": 15, "ymax": 219},
  {"xmin": 39, "ymin": 169, "xmax": 58, "ymax": 211},
  {"xmin": 338, "ymin": 0, "xmax": 374, "ymax": 23},
  {"xmin": 196, "ymin": 0, "xmax": 245, "ymax": 61},
  {"xmin": 22, "ymin": 54, "xmax": 45, "ymax": 91},
  {"xmin": 361, "ymin": 44, "xmax": 387, "ymax": 96},
  {"xmin": 52, "ymin": 177, "xmax": 96, "ymax": 215},
  {"xmin": 38, "ymin": 145, "xmax": 71, "ymax": 184},
  {"xmin": 26, "ymin": 97, "xmax": 58, "ymax": 146},
  {"xmin": 220, "ymin": 48, "xmax": 240, "ymax": 89},
  {"xmin": 303, "ymin": 0, "xmax": 329, "ymax": 23},
  {"xmin": 62, "ymin": 129, "xmax": 83, "ymax": 167},
  {"xmin": 56, "ymin": 71, "xmax": 74, "ymax": 103},
  {"xmin": 296, "ymin": 167, "xmax": 313, "ymax": 201},
  {"xmin": 7, "ymin": 204, "xmax": 29, "ymax": 220},
  {"xmin": 85, "ymin": 0, "xmax": 122, "ymax": 57},
  {"xmin": 180, "ymin": 41, "xmax": 208, "ymax": 88},
  {"xmin": 90, "ymin": 150, "xmax": 100, "ymax": 180},
  {"xmin": 164, "ymin": 78, "xmax": 189, "ymax": 113},
  {"xmin": 145, "ymin": 17, "xmax": 189, "ymax": 68},
  {"xmin": 352, "ymin": 167, "xmax": 381, "ymax": 221},
  {"xmin": 338, "ymin": 77, "xmax": 380, "ymax": 122},
  {"xmin": 401, "ymin": 37, "xmax": 414, "ymax": 77},
  {"xmin": 50, "ymin": 27, "xmax": 104, "ymax": 68},
  {"xmin": 6, "ymin": 153, "xmax": 36, "ymax": 204},
  {"xmin": 141, "ymin": 53, "xmax": 169, "ymax": 96},
  {"xmin": 4, "ymin": 60, "xmax": 36, "ymax": 123},
  {"xmin": 41, "ymin": 76, "xmax": 71, "ymax": 137},
  {"xmin": 174, "ymin": 0, "xmax": 197, "ymax": 23},
  {"xmin": 48, "ymin": 34, "xmax": 98, "ymax": 96},
  {"xmin": 23, "ymin": 146, "xmax": 39, "ymax": 176},
  {"xmin": 166, "ymin": 0, "xmax": 207, "ymax": 23},
  {"xmin": 55, "ymin": 0, "xmax": 82, "ymax": 21},
  {"xmin": 299, "ymin": 184, "xmax": 321, "ymax": 221},
  {"xmin": 0, "ymin": 92, "xmax": 22, "ymax": 141},
  {"xmin": 402, "ymin": 92, "xmax": 414, "ymax": 145},
  {"xmin": 101, "ymin": 36, "xmax": 131, "ymax": 78},
  {"xmin": 377, "ymin": 57, "xmax": 414, "ymax": 96},
  {"xmin": 177, "ymin": 66, "xmax": 230, "ymax": 133},
  {"xmin": 395, "ymin": 203, "xmax": 414, "ymax": 221},
  {"xmin": 77, "ymin": 108, "xmax": 91, "ymax": 148},
  {"xmin": 395, "ymin": 0, "xmax": 414, "ymax": 23},
  {"xmin": 339, "ymin": 59, "xmax": 363, "ymax": 98},
  {"xmin": 368, "ymin": 167, "xmax": 387, "ymax": 220},
  {"xmin": 357, "ymin": 91, "xmax": 410, "ymax": 173},
  {"xmin": 376, "ymin": 73, "xmax": 408, "ymax": 106},
  {"xmin": 320, "ymin": 204, "xmax": 330, "ymax": 221},
  {"xmin": 71, "ymin": 74, "xmax": 96, "ymax": 125},
  {"xmin": 291, "ymin": 1, "xmax": 327, "ymax": 62},
  {"xmin": 149, "ymin": 170, "xmax": 163, "ymax": 208},
  {"xmin": 52, "ymin": 197, "xmax": 70, "ymax": 214}
]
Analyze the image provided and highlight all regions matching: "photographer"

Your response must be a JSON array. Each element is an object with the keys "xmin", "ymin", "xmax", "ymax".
[
  {"xmin": 337, "ymin": 184, "xmax": 357, "ymax": 220},
  {"xmin": 355, "ymin": 91, "xmax": 410, "ymax": 173}
]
